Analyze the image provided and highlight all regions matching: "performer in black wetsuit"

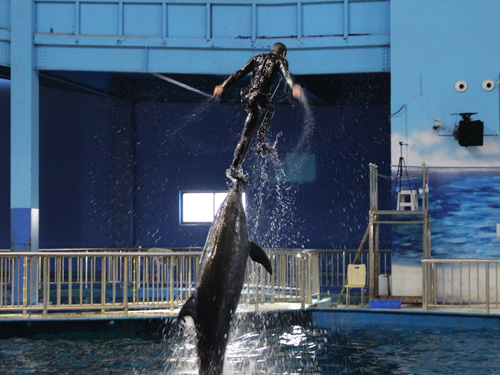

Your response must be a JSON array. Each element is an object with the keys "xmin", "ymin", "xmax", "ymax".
[{"xmin": 213, "ymin": 42, "xmax": 303, "ymax": 182}]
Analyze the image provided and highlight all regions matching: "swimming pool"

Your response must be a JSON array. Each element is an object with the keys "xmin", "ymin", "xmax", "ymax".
[{"xmin": 1, "ymin": 310, "xmax": 499, "ymax": 374}]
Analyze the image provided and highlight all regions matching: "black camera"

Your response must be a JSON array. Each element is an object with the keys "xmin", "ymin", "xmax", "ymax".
[{"xmin": 453, "ymin": 112, "xmax": 483, "ymax": 147}]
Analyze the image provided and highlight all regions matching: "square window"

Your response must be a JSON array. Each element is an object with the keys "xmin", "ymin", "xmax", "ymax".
[
  {"xmin": 182, "ymin": 193, "xmax": 214, "ymax": 223},
  {"xmin": 181, "ymin": 192, "xmax": 246, "ymax": 224}
]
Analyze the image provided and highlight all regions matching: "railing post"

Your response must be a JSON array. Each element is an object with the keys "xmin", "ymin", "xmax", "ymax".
[
  {"xmin": 68, "ymin": 256, "xmax": 72, "ymax": 307},
  {"xmin": 56, "ymin": 257, "xmax": 61, "ymax": 307},
  {"xmin": 368, "ymin": 212, "xmax": 375, "ymax": 300},
  {"xmin": 170, "ymin": 257, "xmax": 174, "ymax": 312},
  {"xmin": 123, "ymin": 256, "xmax": 128, "ymax": 317},
  {"xmin": 305, "ymin": 252, "xmax": 310, "ymax": 305},
  {"xmin": 342, "ymin": 251, "xmax": 346, "ymax": 286},
  {"xmin": 306, "ymin": 252, "xmax": 312, "ymax": 305},
  {"xmin": 101, "ymin": 256, "xmax": 106, "ymax": 313},
  {"xmin": 300, "ymin": 254, "xmax": 306, "ymax": 309},
  {"xmin": 22, "ymin": 256, "xmax": 28, "ymax": 317},
  {"xmin": 271, "ymin": 254, "xmax": 275, "ymax": 304},
  {"xmin": 43, "ymin": 256, "xmax": 49, "ymax": 318},
  {"xmin": 255, "ymin": 265, "xmax": 260, "ymax": 313},
  {"xmin": 486, "ymin": 262, "xmax": 490, "ymax": 314},
  {"xmin": 368, "ymin": 164, "xmax": 378, "ymax": 300},
  {"xmin": 422, "ymin": 260, "xmax": 428, "ymax": 311}
]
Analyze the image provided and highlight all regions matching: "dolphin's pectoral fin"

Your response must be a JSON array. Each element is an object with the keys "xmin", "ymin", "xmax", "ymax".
[
  {"xmin": 249, "ymin": 241, "xmax": 273, "ymax": 275},
  {"xmin": 178, "ymin": 293, "xmax": 198, "ymax": 325}
]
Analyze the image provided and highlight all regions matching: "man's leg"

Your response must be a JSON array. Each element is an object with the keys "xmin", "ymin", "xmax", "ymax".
[
  {"xmin": 227, "ymin": 105, "xmax": 261, "ymax": 180},
  {"xmin": 257, "ymin": 103, "xmax": 275, "ymax": 155}
]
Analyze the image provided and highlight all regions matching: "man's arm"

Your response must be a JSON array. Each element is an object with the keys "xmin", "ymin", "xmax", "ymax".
[
  {"xmin": 213, "ymin": 58, "xmax": 255, "ymax": 98},
  {"xmin": 278, "ymin": 59, "xmax": 303, "ymax": 99}
]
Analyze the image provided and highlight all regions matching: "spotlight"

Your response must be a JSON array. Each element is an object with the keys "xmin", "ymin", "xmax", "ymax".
[{"xmin": 453, "ymin": 112, "xmax": 483, "ymax": 147}]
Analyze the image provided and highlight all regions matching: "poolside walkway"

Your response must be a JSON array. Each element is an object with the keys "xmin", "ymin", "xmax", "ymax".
[
  {"xmin": 1, "ymin": 298, "xmax": 499, "ymax": 321},
  {"xmin": 0, "ymin": 302, "xmax": 307, "ymax": 321}
]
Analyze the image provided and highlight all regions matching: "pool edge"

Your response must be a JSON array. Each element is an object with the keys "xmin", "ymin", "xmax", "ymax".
[{"xmin": 2, "ymin": 307, "xmax": 500, "ymax": 338}]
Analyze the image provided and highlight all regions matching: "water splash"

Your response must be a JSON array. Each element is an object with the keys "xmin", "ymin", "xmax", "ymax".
[
  {"xmin": 162, "ymin": 322, "xmax": 199, "ymax": 374},
  {"xmin": 247, "ymin": 151, "xmax": 302, "ymax": 247},
  {"xmin": 161, "ymin": 98, "xmax": 244, "ymax": 157},
  {"xmin": 246, "ymin": 95, "xmax": 315, "ymax": 249},
  {"xmin": 292, "ymin": 95, "xmax": 315, "ymax": 154},
  {"xmin": 167, "ymin": 99, "xmax": 216, "ymax": 139}
]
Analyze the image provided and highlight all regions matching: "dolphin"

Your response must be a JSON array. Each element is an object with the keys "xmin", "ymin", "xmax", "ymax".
[{"xmin": 178, "ymin": 182, "xmax": 272, "ymax": 375}]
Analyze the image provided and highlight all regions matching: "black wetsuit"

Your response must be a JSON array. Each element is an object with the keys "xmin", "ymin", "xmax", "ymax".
[{"xmin": 220, "ymin": 52, "xmax": 295, "ymax": 172}]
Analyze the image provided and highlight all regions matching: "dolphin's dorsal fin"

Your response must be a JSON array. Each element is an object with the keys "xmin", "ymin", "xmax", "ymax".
[
  {"xmin": 178, "ymin": 293, "xmax": 198, "ymax": 324},
  {"xmin": 249, "ymin": 242, "xmax": 273, "ymax": 275}
]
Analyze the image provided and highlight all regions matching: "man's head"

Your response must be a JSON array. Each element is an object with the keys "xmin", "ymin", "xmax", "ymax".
[{"xmin": 270, "ymin": 42, "xmax": 287, "ymax": 58}]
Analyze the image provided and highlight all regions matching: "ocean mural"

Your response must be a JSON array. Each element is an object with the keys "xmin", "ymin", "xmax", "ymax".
[{"xmin": 391, "ymin": 168, "xmax": 500, "ymax": 265}]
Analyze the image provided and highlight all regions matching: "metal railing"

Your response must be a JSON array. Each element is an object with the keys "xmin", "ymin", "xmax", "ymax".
[
  {"xmin": 0, "ymin": 252, "xmax": 201, "ymax": 317},
  {"xmin": 422, "ymin": 259, "xmax": 500, "ymax": 313},
  {"xmin": 240, "ymin": 250, "xmax": 319, "ymax": 310},
  {"xmin": 0, "ymin": 249, "xmax": 322, "ymax": 318},
  {"xmin": 312, "ymin": 249, "xmax": 392, "ymax": 291}
]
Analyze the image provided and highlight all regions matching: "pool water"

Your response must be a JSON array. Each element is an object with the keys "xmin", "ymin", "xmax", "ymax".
[{"xmin": 1, "ymin": 316, "xmax": 499, "ymax": 374}]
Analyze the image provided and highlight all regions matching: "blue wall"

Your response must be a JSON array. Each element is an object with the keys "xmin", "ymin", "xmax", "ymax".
[
  {"xmin": 38, "ymin": 87, "xmax": 133, "ymax": 248},
  {"xmin": 134, "ymin": 100, "xmax": 390, "ymax": 248},
  {"xmin": 0, "ymin": 78, "xmax": 390, "ymax": 249},
  {"xmin": 0, "ymin": 80, "xmax": 133, "ymax": 248},
  {"xmin": 391, "ymin": 0, "xmax": 500, "ymax": 168},
  {"xmin": 390, "ymin": 1, "xmax": 500, "ymax": 266}
]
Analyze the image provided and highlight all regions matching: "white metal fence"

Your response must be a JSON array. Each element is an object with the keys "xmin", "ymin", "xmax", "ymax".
[
  {"xmin": 0, "ymin": 249, "xmax": 323, "ymax": 317},
  {"xmin": 422, "ymin": 259, "xmax": 500, "ymax": 313},
  {"xmin": 0, "ymin": 248, "xmax": 395, "ymax": 318}
]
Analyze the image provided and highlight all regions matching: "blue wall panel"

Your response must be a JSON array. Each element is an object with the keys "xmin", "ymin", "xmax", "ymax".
[
  {"xmin": 80, "ymin": 3, "xmax": 119, "ymax": 36},
  {"xmin": 212, "ymin": 5, "xmax": 252, "ymax": 38},
  {"xmin": 35, "ymin": 2, "xmax": 75, "ymax": 34},
  {"xmin": 291, "ymin": 46, "xmax": 389, "ymax": 74},
  {"xmin": 124, "ymin": 3, "xmax": 163, "ymax": 37},
  {"xmin": 302, "ymin": 3, "xmax": 343, "ymax": 37},
  {"xmin": 257, "ymin": 4, "xmax": 297, "ymax": 38},
  {"xmin": 37, "ymin": 46, "xmax": 147, "ymax": 71},
  {"xmin": 168, "ymin": 4, "xmax": 206, "ymax": 38},
  {"xmin": 0, "ymin": 0, "xmax": 10, "ymax": 30},
  {"xmin": 349, "ymin": 1, "xmax": 389, "ymax": 35}
]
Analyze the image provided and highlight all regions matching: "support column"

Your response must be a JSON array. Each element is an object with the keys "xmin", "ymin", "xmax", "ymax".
[
  {"xmin": 10, "ymin": 0, "xmax": 39, "ymax": 253},
  {"xmin": 11, "ymin": 0, "xmax": 39, "ymax": 306}
]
